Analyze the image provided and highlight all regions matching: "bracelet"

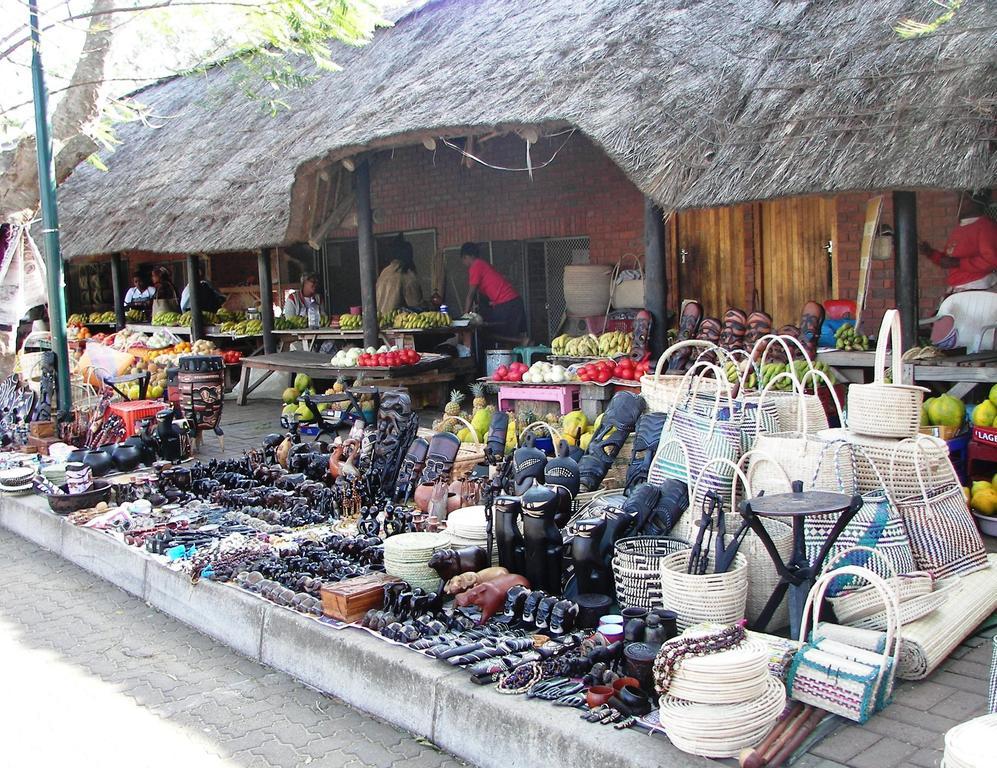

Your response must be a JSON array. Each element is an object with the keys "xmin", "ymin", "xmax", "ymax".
[{"xmin": 496, "ymin": 661, "xmax": 543, "ymax": 695}]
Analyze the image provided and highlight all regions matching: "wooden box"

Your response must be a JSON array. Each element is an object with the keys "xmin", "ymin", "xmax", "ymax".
[
  {"xmin": 26, "ymin": 434, "xmax": 61, "ymax": 455},
  {"xmin": 319, "ymin": 572, "xmax": 403, "ymax": 623},
  {"xmin": 29, "ymin": 420, "xmax": 56, "ymax": 438}
]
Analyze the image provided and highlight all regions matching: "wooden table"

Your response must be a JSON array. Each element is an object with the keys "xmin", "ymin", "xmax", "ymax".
[
  {"xmin": 236, "ymin": 350, "xmax": 450, "ymax": 405},
  {"xmin": 817, "ymin": 349, "xmax": 997, "ymax": 399}
]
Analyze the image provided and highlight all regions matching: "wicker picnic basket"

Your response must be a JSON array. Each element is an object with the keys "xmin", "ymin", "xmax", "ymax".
[
  {"xmin": 847, "ymin": 309, "xmax": 927, "ymax": 438},
  {"xmin": 659, "ymin": 549, "xmax": 748, "ymax": 631},
  {"xmin": 612, "ymin": 536, "xmax": 690, "ymax": 609}
]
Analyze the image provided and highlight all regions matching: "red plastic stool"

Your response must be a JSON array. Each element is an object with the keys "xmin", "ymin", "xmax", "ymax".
[{"xmin": 967, "ymin": 438, "xmax": 997, "ymax": 480}]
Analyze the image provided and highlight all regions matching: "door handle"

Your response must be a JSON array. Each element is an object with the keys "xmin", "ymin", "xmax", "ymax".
[{"xmin": 680, "ymin": 249, "xmax": 689, "ymax": 265}]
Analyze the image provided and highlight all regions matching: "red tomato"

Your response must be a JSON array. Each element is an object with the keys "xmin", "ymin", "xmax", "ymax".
[
  {"xmin": 595, "ymin": 368, "xmax": 612, "ymax": 384},
  {"xmin": 496, "ymin": 365, "xmax": 509, "ymax": 379},
  {"xmin": 578, "ymin": 369, "xmax": 591, "ymax": 382}
]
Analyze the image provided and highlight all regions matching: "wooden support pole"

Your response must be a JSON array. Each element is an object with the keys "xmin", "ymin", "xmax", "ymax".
[
  {"xmin": 110, "ymin": 252, "xmax": 126, "ymax": 330},
  {"xmin": 186, "ymin": 253, "xmax": 204, "ymax": 341},
  {"xmin": 258, "ymin": 248, "xmax": 276, "ymax": 354},
  {"xmin": 893, "ymin": 191, "xmax": 919, "ymax": 349},
  {"xmin": 644, "ymin": 197, "xmax": 668, "ymax": 357},
  {"xmin": 356, "ymin": 158, "xmax": 379, "ymax": 349}
]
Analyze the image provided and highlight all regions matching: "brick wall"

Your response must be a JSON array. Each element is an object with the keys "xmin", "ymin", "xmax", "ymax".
[
  {"xmin": 329, "ymin": 133, "xmax": 646, "ymax": 263},
  {"xmin": 835, "ymin": 189, "xmax": 959, "ymax": 331}
]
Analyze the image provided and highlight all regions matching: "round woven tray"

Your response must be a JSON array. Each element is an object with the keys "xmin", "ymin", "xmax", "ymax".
[
  {"xmin": 665, "ymin": 637, "xmax": 771, "ymax": 704},
  {"xmin": 658, "ymin": 676, "xmax": 786, "ymax": 758},
  {"xmin": 943, "ymin": 713, "xmax": 997, "ymax": 768}
]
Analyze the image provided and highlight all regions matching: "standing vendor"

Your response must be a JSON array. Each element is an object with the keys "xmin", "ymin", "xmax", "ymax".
[
  {"xmin": 123, "ymin": 272, "xmax": 155, "ymax": 309},
  {"xmin": 920, "ymin": 189, "xmax": 997, "ymax": 293},
  {"xmin": 180, "ymin": 260, "xmax": 226, "ymax": 313},
  {"xmin": 376, "ymin": 235, "xmax": 423, "ymax": 315},
  {"xmin": 461, "ymin": 242, "xmax": 526, "ymax": 339},
  {"xmin": 283, "ymin": 273, "xmax": 324, "ymax": 319}
]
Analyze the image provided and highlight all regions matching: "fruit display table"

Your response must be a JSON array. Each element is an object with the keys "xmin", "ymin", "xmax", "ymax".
[
  {"xmin": 818, "ymin": 349, "xmax": 997, "ymax": 399},
  {"xmin": 236, "ymin": 350, "xmax": 450, "ymax": 405},
  {"xmin": 495, "ymin": 382, "xmax": 580, "ymax": 414}
]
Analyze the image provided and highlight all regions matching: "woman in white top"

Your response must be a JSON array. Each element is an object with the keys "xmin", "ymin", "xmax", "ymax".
[
  {"xmin": 283, "ymin": 273, "xmax": 324, "ymax": 318},
  {"xmin": 123, "ymin": 273, "xmax": 155, "ymax": 307}
]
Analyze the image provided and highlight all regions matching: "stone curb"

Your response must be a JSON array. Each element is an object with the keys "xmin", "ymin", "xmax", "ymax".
[{"xmin": 0, "ymin": 494, "xmax": 711, "ymax": 768}]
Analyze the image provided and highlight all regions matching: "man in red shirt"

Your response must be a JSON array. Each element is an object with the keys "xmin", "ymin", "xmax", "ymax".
[
  {"xmin": 461, "ymin": 242, "xmax": 526, "ymax": 339},
  {"xmin": 920, "ymin": 189, "xmax": 997, "ymax": 293}
]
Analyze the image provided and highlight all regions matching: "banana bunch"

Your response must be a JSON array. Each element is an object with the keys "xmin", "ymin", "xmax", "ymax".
[
  {"xmin": 392, "ymin": 311, "xmax": 450, "ymax": 329},
  {"xmin": 87, "ymin": 311, "xmax": 116, "ymax": 324},
  {"xmin": 598, "ymin": 331, "xmax": 632, "ymax": 356},
  {"xmin": 563, "ymin": 334, "xmax": 600, "ymax": 357},
  {"xmin": 273, "ymin": 315, "xmax": 308, "ymax": 331},
  {"xmin": 219, "ymin": 319, "xmax": 264, "ymax": 335},
  {"xmin": 68, "ymin": 313, "xmax": 87, "ymax": 326},
  {"xmin": 551, "ymin": 334, "xmax": 572, "ymax": 355},
  {"xmin": 835, "ymin": 323, "xmax": 869, "ymax": 351},
  {"xmin": 339, "ymin": 313, "xmax": 363, "ymax": 330},
  {"xmin": 215, "ymin": 309, "xmax": 245, "ymax": 323},
  {"xmin": 125, "ymin": 309, "xmax": 144, "ymax": 322},
  {"xmin": 152, "ymin": 311, "xmax": 182, "ymax": 326},
  {"xmin": 733, "ymin": 358, "xmax": 837, "ymax": 391}
]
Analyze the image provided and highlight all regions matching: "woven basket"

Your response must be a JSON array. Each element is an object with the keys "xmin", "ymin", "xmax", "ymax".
[
  {"xmin": 609, "ymin": 253, "xmax": 645, "ymax": 310},
  {"xmin": 612, "ymin": 536, "xmax": 690, "ymax": 609},
  {"xmin": 659, "ymin": 549, "xmax": 748, "ymax": 631},
  {"xmin": 819, "ymin": 428, "xmax": 954, "ymax": 497},
  {"xmin": 640, "ymin": 340, "xmax": 720, "ymax": 413},
  {"xmin": 847, "ymin": 309, "xmax": 926, "ymax": 438},
  {"xmin": 829, "ymin": 573, "xmax": 934, "ymax": 624},
  {"xmin": 743, "ymin": 335, "xmax": 833, "ymax": 434},
  {"xmin": 657, "ymin": 676, "xmax": 786, "ymax": 758},
  {"xmin": 944, "ymin": 714, "xmax": 997, "ymax": 768},
  {"xmin": 663, "ymin": 635, "xmax": 771, "ymax": 704},
  {"xmin": 563, "ymin": 264, "xmax": 612, "ymax": 316}
]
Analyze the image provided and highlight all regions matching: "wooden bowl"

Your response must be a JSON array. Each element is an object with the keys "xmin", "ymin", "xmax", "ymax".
[{"xmin": 44, "ymin": 480, "xmax": 112, "ymax": 515}]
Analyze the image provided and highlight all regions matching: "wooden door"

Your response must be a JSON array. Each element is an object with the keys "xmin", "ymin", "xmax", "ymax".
[
  {"xmin": 672, "ymin": 205, "xmax": 750, "ymax": 318},
  {"xmin": 757, "ymin": 196, "xmax": 836, "ymax": 327}
]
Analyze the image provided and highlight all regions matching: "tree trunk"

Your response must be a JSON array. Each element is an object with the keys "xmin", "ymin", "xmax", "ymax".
[{"xmin": 0, "ymin": 0, "xmax": 114, "ymax": 224}]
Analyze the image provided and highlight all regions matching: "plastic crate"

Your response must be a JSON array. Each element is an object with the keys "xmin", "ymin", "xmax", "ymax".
[{"xmin": 108, "ymin": 399, "xmax": 163, "ymax": 437}]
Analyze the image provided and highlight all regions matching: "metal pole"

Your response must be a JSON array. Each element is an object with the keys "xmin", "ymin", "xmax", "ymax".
[
  {"xmin": 28, "ymin": 0, "xmax": 72, "ymax": 413},
  {"xmin": 893, "ymin": 191, "xmax": 919, "ymax": 349},
  {"xmin": 643, "ymin": 197, "xmax": 667, "ymax": 358},
  {"xmin": 110, "ymin": 252, "xmax": 126, "ymax": 330},
  {"xmin": 355, "ymin": 158, "xmax": 379, "ymax": 349},
  {"xmin": 258, "ymin": 248, "xmax": 276, "ymax": 354},
  {"xmin": 186, "ymin": 253, "xmax": 204, "ymax": 341}
]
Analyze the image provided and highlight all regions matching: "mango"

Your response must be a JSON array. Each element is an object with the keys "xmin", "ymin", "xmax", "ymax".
[
  {"xmin": 972, "ymin": 399, "xmax": 997, "ymax": 427},
  {"xmin": 971, "ymin": 487, "xmax": 997, "ymax": 515}
]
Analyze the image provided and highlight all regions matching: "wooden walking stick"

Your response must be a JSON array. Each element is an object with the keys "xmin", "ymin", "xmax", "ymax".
[
  {"xmin": 738, "ymin": 702, "xmax": 808, "ymax": 768},
  {"xmin": 765, "ymin": 707, "xmax": 827, "ymax": 768}
]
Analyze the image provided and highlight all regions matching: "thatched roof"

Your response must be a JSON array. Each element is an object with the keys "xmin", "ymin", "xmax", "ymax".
[{"xmin": 57, "ymin": 0, "xmax": 997, "ymax": 258}]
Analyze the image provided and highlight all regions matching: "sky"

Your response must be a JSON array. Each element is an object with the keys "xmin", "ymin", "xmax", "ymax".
[{"xmin": 0, "ymin": 0, "xmax": 421, "ymax": 146}]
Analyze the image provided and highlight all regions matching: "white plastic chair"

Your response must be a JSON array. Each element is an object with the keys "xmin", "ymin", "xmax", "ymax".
[{"xmin": 919, "ymin": 291, "xmax": 997, "ymax": 353}]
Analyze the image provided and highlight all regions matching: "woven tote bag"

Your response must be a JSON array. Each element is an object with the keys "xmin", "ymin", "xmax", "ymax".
[
  {"xmin": 787, "ymin": 565, "xmax": 900, "ymax": 723},
  {"xmin": 609, "ymin": 253, "xmax": 645, "ymax": 309},
  {"xmin": 805, "ymin": 448, "xmax": 915, "ymax": 593},
  {"xmin": 847, "ymin": 309, "xmax": 927, "ymax": 438},
  {"xmin": 640, "ymin": 340, "xmax": 720, "ymax": 413},
  {"xmin": 891, "ymin": 440, "xmax": 987, "ymax": 579},
  {"xmin": 743, "ymin": 334, "xmax": 832, "ymax": 434}
]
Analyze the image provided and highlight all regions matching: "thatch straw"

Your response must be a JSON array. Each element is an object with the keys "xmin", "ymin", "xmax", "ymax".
[{"xmin": 56, "ymin": 0, "xmax": 996, "ymax": 258}]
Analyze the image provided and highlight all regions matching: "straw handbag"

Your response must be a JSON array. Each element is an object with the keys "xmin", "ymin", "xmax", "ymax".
[
  {"xmin": 563, "ymin": 264, "xmax": 612, "ymax": 316},
  {"xmin": 823, "ymin": 547, "xmax": 950, "ymax": 631},
  {"xmin": 819, "ymin": 428, "xmax": 955, "ymax": 497},
  {"xmin": 805, "ymin": 447, "xmax": 916, "ymax": 592},
  {"xmin": 787, "ymin": 565, "xmax": 900, "ymax": 723},
  {"xmin": 847, "ymin": 309, "xmax": 927, "ymax": 438},
  {"xmin": 890, "ymin": 439, "xmax": 987, "ymax": 579},
  {"xmin": 609, "ymin": 253, "xmax": 645, "ymax": 310},
  {"xmin": 612, "ymin": 536, "xmax": 690, "ymax": 609},
  {"xmin": 659, "ymin": 548, "xmax": 749, "ymax": 632},
  {"xmin": 742, "ymin": 334, "xmax": 832, "ymax": 434},
  {"xmin": 640, "ymin": 339, "xmax": 719, "ymax": 413}
]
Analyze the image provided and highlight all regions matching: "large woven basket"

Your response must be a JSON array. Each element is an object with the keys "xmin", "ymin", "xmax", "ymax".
[
  {"xmin": 847, "ymin": 309, "xmax": 926, "ymax": 438},
  {"xmin": 563, "ymin": 264, "xmax": 612, "ymax": 316},
  {"xmin": 609, "ymin": 253, "xmax": 645, "ymax": 310},
  {"xmin": 659, "ymin": 549, "xmax": 748, "ymax": 631},
  {"xmin": 612, "ymin": 536, "xmax": 690, "ymax": 609},
  {"xmin": 640, "ymin": 340, "xmax": 720, "ymax": 413},
  {"xmin": 818, "ymin": 428, "xmax": 954, "ymax": 497}
]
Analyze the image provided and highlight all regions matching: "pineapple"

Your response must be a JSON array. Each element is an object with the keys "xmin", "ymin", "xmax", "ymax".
[
  {"xmin": 470, "ymin": 383, "xmax": 487, "ymax": 413},
  {"xmin": 332, "ymin": 376, "xmax": 346, "ymax": 394},
  {"xmin": 444, "ymin": 389, "xmax": 465, "ymax": 417}
]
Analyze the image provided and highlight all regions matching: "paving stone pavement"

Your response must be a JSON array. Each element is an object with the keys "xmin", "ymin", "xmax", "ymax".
[{"xmin": 0, "ymin": 529, "xmax": 464, "ymax": 768}]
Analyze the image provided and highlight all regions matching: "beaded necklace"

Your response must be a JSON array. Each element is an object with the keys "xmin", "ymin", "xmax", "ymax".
[{"xmin": 652, "ymin": 624, "xmax": 746, "ymax": 696}]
